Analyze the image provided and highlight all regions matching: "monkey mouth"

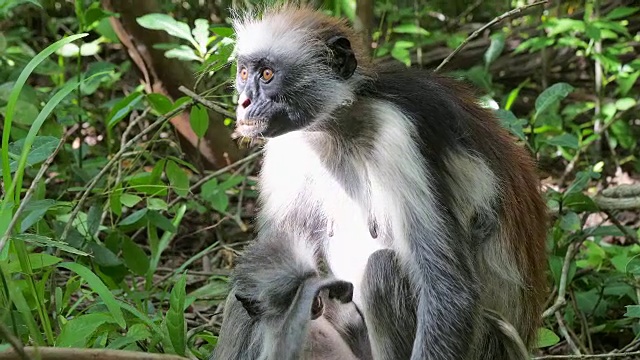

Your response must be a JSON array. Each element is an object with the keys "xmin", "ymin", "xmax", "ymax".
[{"xmin": 235, "ymin": 118, "xmax": 268, "ymax": 138}]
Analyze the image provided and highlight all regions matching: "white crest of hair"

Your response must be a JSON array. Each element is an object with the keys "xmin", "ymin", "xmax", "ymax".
[
  {"xmin": 232, "ymin": 8, "xmax": 319, "ymax": 62},
  {"xmin": 258, "ymin": 99, "xmax": 448, "ymax": 308}
]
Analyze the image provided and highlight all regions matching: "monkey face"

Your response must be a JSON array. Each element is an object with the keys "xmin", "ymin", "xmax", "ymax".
[{"xmin": 233, "ymin": 36, "xmax": 358, "ymax": 139}]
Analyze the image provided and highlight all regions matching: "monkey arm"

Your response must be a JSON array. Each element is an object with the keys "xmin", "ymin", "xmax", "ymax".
[{"xmin": 409, "ymin": 226, "xmax": 480, "ymax": 360}]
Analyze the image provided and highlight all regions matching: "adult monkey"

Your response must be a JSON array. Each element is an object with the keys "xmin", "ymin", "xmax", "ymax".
[{"xmin": 212, "ymin": 4, "xmax": 547, "ymax": 360}]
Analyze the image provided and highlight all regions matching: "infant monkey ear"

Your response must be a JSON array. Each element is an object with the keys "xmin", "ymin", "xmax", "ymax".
[
  {"xmin": 328, "ymin": 280, "xmax": 354, "ymax": 303},
  {"xmin": 235, "ymin": 294, "xmax": 261, "ymax": 317}
]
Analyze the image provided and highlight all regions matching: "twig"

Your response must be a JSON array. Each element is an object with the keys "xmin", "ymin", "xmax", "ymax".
[
  {"xmin": 534, "ymin": 351, "xmax": 640, "ymax": 359},
  {"xmin": 0, "ymin": 125, "xmax": 78, "ymax": 254},
  {"xmin": 0, "ymin": 323, "xmax": 29, "ymax": 360},
  {"xmin": 556, "ymin": 311, "xmax": 581, "ymax": 356},
  {"xmin": 604, "ymin": 210, "xmax": 637, "ymax": 244},
  {"xmin": 542, "ymin": 242, "xmax": 579, "ymax": 318},
  {"xmin": 167, "ymin": 150, "xmax": 262, "ymax": 208},
  {"xmin": 178, "ymin": 86, "xmax": 236, "ymax": 118},
  {"xmin": 435, "ymin": 0, "xmax": 548, "ymax": 72},
  {"xmin": 0, "ymin": 347, "xmax": 188, "ymax": 360},
  {"xmin": 60, "ymin": 100, "xmax": 194, "ymax": 242}
]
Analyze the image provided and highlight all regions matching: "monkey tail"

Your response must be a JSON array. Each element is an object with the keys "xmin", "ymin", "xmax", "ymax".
[{"xmin": 483, "ymin": 308, "xmax": 531, "ymax": 360}]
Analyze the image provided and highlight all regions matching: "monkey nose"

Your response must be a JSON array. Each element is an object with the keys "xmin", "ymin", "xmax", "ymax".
[{"xmin": 239, "ymin": 93, "xmax": 251, "ymax": 108}]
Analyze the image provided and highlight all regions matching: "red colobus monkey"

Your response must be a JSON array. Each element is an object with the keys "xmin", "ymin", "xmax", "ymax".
[{"xmin": 212, "ymin": 4, "xmax": 547, "ymax": 360}]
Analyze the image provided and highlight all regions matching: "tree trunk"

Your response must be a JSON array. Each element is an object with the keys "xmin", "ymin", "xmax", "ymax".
[{"xmin": 354, "ymin": 0, "xmax": 374, "ymax": 52}]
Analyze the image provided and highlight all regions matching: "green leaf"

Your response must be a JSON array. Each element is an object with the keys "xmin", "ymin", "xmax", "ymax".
[
  {"xmin": 166, "ymin": 274, "xmax": 187, "ymax": 355},
  {"xmin": 165, "ymin": 45, "xmax": 201, "ymax": 62},
  {"xmin": 166, "ymin": 160, "xmax": 190, "ymax": 197},
  {"xmin": 0, "ymin": 136, "xmax": 58, "ymax": 176},
  {"xmin": 12, "ymin": 234, "xmax": 89, "ymax": 256},
  {"xmin": 610, "ymin": 119, "xmax": 635, "ymax": 150},
  {"xmin": 201, "ymin": 179, "xmax": 229, "ymax": 213},
  {"xmin": 106, "ymin": 91, "xmax": 143, "ymax": 130},
  {"xmin": 565, "ymin": 170, "xmax": 598, "ymax": 195},
  {"xmin": 0, "ymin": 100, "xmax": 39, "ymax": 125},
  {"xmin": 484, "ymin": 33, "xmax": 505, "ymax": 67},
  {"xmin": 495, "ymin": 109, "xmax": 526, "ymax": 141},
  {"xmin": 20, "ymin": 199, "xmax": 57, "ymax": 232},
  {"xmin": 605, "ymin": 6, "xmax": 639, "ymax": 20},
  {"xmin": 543, "ymin": 134, "xmax": 579, "ymax": 149},
  {"xmin": 147, "ymin": 93, "xmax": 173, "ymax": 115},
  {"xmin": 147, "ymin": 198, "xmax": 168, "ymax": 211},
  {"xmin": 559, "ymin": 212, "xmax": 580, "ymax": 232},
  {"xmin": 534, "ymin": 83, "xmax": 574, "ymax": 119},
  {"xmin": 615, "ymin": 97, "xmax": 636, "ymax": 111},
  {"xmin": 392, "ymin": 23, "xmax": 429, "ymax": 36},
  {"xmin": 1, "ymin": 33, "xmax": 87, "ymax": 196},
  {"xmin": 193, "ymin": 18, "xmax": 210, "ymax": 55},
  {"xmin": 585, "ymin": 23, "xmax": 601, "ymax": 41},
  {"xmin": 190, "ymin": 104, "xmax": 209, "ymax": 138},
  {"xmin": 563, "ymin": 192, "xmax": 598, "ymax": 212},
  {"xmin": 136, "ymin": 14, "xmax": 196, "ymax": 44},
  {"xmin": 121, "ymin": 237, "xmax": 149, "ymax": 276},
  {"xmin": 57, "ymin": 313, "xmax": 118, "ymax": 347},
  {"xmin": 212, "ymin": 27, "xmax": 234, "ymax": 37},
  {"xmin": 107, "ymin": 323, "xmax": 152, "ymax": 350},
  {"xmin": 546, "ymin": 18, "xmax": 585, "ymax": 37},
  {"xmin": 7, "ymin": 253, "xmax": 62, "ymax": 273},
  {"xmin": 87, "ymin": 204, "xmax": 102, "ymax": 236},
  {"xmin": 147, "ymin": 210, "xmax": 177, "ymax": 233},
  {"xmin": 119, "ymin": 208, "xmax": 148, "ymax": 226},
  {"xmin": 617, "ymin": 71, "xmax": 639, "ymax": 96},
  {"xmin": 536, "ymin": 328, "xmax": 560, "ymax": 348},
  {"xmin": 120, "ymin": 194, "xmax": 142, "ymax": 208},
  {"xmin": 88, "ymin": 242, "xmax": 122, "ymax": 268},
  {"xmin": 58, "ymin": 262, "xmax": 126, "ymax": 328},
  {"xmin": 625, "ymin": 305, "xmax": 640, "ymax": 318}
]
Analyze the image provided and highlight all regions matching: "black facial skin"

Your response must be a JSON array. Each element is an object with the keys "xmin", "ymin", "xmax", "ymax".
[{"xmin": 234, "ymin": 36, "xmax": 358, "ymax": 139}]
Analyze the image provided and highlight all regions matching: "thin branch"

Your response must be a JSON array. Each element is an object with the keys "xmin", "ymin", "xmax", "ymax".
[
  {"xmin": 0, "ymin": 125, "xmax": 78, "ymax": 254},
  {"xmin": 543, "ymin": 242, "xmax": 579, "ymax": 318},
  {"xmin": 0, "ymin": 323, "xmax": 29, "ymax": 360},
  {"xmin": 0, "ymin": 347, "xmax": 188, "ymax": 360},
  {"xmin": 534, "ymin": 351, "xmax": 640, "ymax": 359},
  {"xmin": 167, "ymin": 150, "xmax": 262, "ymax": 209},
  {"xmin": 179, "ymin": 86, "xmax": 236, "ymax": 118},
  {"xmin": 556, "ymin": 311, "xmax": 581, "ymax": 356},
  {"xmin": 60, "ymin": 100, "xmax": 194, "ymax": 242},
  {"xmin": 435, "ymin": 0, "xmax": 548, "ymax": 72}
]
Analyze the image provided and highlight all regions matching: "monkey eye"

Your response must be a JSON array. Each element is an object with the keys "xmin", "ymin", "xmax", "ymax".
[
  {"xmin": 261, "ymin": 68, "xmax": 274, "ymax": 82},
  {"xmin": 240, "ymin": 67, "xmax": 248, "ymax": 81},
  {"xmin": 310, "ymin": 295, "xmax": 323, "ymax": 320}
]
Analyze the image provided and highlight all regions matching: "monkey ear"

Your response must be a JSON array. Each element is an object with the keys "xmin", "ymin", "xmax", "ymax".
[
  {"xmin": 317, "ymin": 278, "xmax": 354, "ymax": 303},
  {"xmin": 327, "ymin": 36, "xmax": 357, "ymax": 79},
  {"xmin": 235, "ymin": 294, "xmax": 261, "ymax": 317}
]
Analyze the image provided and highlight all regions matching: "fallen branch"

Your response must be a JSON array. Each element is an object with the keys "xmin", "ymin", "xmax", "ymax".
[
  {"xmin": 594, "ymin": 184, "xmax": 640, "ymax": 210},
  {"xmin": 0, "ymin": 347, "xmax": 188, "ymax": 360},
  {"xmin": 534, "ymin": 351, "xmax": 640, "ymax": 359}
]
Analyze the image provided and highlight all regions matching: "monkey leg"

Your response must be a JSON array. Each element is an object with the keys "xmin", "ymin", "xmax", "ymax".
[
  {"xmin": 361, "ymin": 249, "xmax": 416, "ymax": 360},
  {"xmin": 361, "ymin": 249, "xmax": 530, "ymax": 360}
]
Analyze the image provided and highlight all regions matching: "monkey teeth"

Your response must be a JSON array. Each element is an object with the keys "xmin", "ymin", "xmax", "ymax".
[{"xmin": 238, "ymin": 119, "xmax": 259, "ymax": 126}]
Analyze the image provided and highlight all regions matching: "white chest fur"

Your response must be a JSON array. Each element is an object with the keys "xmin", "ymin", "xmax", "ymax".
[{"xmin": 260, "ymin": 131, "xmax": 385, "ymax": 307}]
